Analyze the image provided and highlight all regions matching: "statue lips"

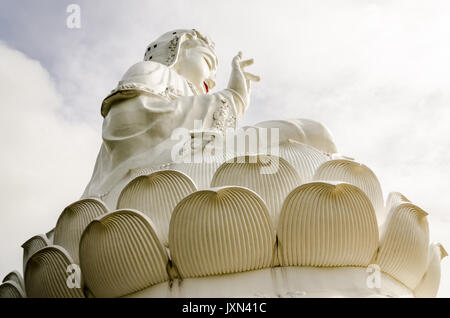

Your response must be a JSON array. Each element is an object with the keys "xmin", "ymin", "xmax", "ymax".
[{"xmin": 203, "ymin": 81, "xmax": 209, "ymax": 93}]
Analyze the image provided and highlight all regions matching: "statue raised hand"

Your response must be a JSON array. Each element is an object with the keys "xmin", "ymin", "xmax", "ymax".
[{"xmin": 228, "ymin": 51, "xmax": 260, "ymax": 110}]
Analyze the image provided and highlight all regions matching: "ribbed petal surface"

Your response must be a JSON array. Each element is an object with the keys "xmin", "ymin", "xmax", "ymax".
[
  {"xmin": 21, "ymin": 234, "xmax": 50, "ymax": 272},
  {"xmin": 278, "ymin": 141, "xmax": 328, "ymax": 182},
  {"xmin": 278, "ymin": 182, "xmax": 379, "ymax": 267},
  {"xmin": 0, "ymin": 281, "xmax": 24, "ymax": 298},
  {"xmin": 130, "ymin": 151, "xmax": 232, "ymax": 190},
  {"xmin": 169, "ymin": 152, "xmax": 231, "ymax": 190},
  {"xmin": 255, "ymin": 118, "xmax": 338, "ymax": 154},
  {"xmin": 385, "ymin": 192, "xmax": 410, "ymax": 216},
  {"xmin": 24, "ymin": 246, "xmax": 84, "ymax": 298},
  {"xmin": 414, "ymin": 243, "xmax": 448, "ymax": 297},
  {"xmin": 211, "ymin": 155, "xmax": 302, "ymax": 226},
  {"xmin": 169, "ymin": 186, "xmax": 276, "ymax": 278},
  {"xmin": 313, "ymin": 159, "xmax": 385, "ymax": 224},
  {"xmin": 54, "ymin": 198, "xmax": 109, "ymax": 264},
  {"xmin": 117, "ymin": 170, "xmax": 197, "ymax": 246},
  {"xmin": 289, "ymin": 118, "xmax": 338, "ymax": 154},
  {"xmin": 376, "ymin": 203, "xmax": 429, "ymax": 289},
  {"xmin": 79, "ymin": 209, "xmax": 170, "ymax": 298},
  {"xmin": 2, "ymin": 271, "xmax": 24, "ymax": 291}
]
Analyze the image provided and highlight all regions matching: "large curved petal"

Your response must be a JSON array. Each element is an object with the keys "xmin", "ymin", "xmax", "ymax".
[
  {"xmin": 313, "ymin": 159, "xmax": 385, "ymax": 224},
  {"xmin": 169, "ymin": 155, "xmax": 231, "ymax": 190},
  {"xmin": 117, "ymin": 170, "xmax": 197, "ymax": 246},
  {"xmin": 0, "ymin": 280, "xmax": 25, "ymax": 298},
  {"xmin": 278, "ymin": 182, "xmax": 379, "ymax": 267},
  {"xmin": 130, "ymin": 150, "xmax": 231, "ymax": 190},
  {"xmin": 53, "ymin": 198, "xmax": 109, "ymax": 264},
  {"xmin": 24, "ymin": 245, "xmax": 84, "ymax": 298},
  {"xmin": 385, "ymin": 192, "xmax": 410, "ymax": 216},
  {"xmin": 376, "ymin": 203, "xmax": 429, "ymax": 290},
  {"xmin": 277, "ymin": 140, "xmax": 328, "ymax": 182},
  {"xmin": 414, "ymin": 243, "xmax": 447, "ymax": 297},
  {"xmin": 79, "ymin": 209, "xmax": 170, "ymax": 298},
  {"xmin": 289, "ymin": 118, "xmax": 338, "ymax": 154},
  {"xmin": 46, "ymin": 228, "xmax": 55, "ymax": 244},
  {"xmin": 254, "ymin": 120, "xmax": 306, "ymax": 145},
  {"xmin": 169, "ymin": 186, "xmax": 276, "ymax": 278},
  {"xmin": 2, "ymin": 270, "xmax": 24, "ymax": 292},
  {"xmin": 236, "ymin": 127, "xmax": 328, "ymax": 181},
  {"xmin": 255, "ymin": 118, "xmax": 338, "ymax": 154},
  {"xmin": 21, "ymin": 234, "xmax": 50, "ymax": 273},
  {"xmin": 211, "ymin": 155, "xmax": 302, "ymax": 225}
]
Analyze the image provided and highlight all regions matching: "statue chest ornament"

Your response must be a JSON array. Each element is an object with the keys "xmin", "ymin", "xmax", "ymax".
[{"xmin": 212, "ymin": 98, "xmax": 237, "ymax": 133}]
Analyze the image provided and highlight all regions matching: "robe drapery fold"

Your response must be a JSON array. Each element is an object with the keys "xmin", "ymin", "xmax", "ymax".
[{"xmin": 82, "ymin": 61, "xmax": 244, "ymax": 201}]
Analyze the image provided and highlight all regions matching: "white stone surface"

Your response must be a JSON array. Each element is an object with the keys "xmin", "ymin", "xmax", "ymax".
[{"xmin": 125, "ymin": 267, "xmax": 413, "ymax": 298}]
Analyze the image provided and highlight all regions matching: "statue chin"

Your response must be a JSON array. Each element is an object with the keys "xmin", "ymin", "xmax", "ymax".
[{"xmin": 125, "ymin": 267, "xmax": 413, "ymax": 298}]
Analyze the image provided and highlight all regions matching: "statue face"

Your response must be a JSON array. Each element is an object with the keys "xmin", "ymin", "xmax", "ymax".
[{"xmin": 173, "ymin": 38, "xmax": 217, "ymax": 93}]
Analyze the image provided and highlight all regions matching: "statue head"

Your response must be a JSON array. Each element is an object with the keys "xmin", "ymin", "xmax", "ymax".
[{"xmin": 144, "ymin": 29, "xmax": 218, "ymax": 94}]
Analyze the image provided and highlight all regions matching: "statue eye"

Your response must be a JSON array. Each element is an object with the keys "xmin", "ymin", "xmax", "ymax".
[{"xmin": 154, "ymin": 44, "xmax": 157, "ymax": 48}]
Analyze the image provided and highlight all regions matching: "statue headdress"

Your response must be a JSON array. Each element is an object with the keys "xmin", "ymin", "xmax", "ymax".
[{"xmin": 143, "ymin": 29, "xmax": 217, "ymax": 71}]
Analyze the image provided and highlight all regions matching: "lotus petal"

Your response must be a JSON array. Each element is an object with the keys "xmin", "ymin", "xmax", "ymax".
[
  {"xmin": 237, "ymin": 127, "xmax": 328, "ymax": 181},
  {"xmin": 278, "ymin": 182, "xmax": 379, "ymax": 267},
  {"xmin": 0, "ymin": 280, "xmax": 25, "ymax": 298},
  {"xmin": 254, "ymin": 120, "xmax": 306, "ymax": 146},
  {"xmin": 414, "ymin": 243, "xmax": 447, "ymax": 297},
  {"xmin": 21, "ymin": 234, "xmax": 50, "ymax": 273},
  {"xmin": 53, "ymin": 198, "xmax": 109, "ymax": 264},
  {"xmin": 46, "ymin": 228, "xmax": 55, "ymax": 244},
  {"xmin": 385, "ymin": 192, "xmax": 410, "ymax": 215},
  {"xmin": 117, "ymin": 170, "xmax": 197, "ymax": 246},
  {"xmin": 211, "ymin": 155, "xmax": 302, "ymax": 225},
  {"xmin": 130, "ymin": 151, "xmax": 231, "ymax": 190},
  {"xmin": 376, "ymin": 203, "xmax": 429, "ymax": 289},
  {"xmin": 169, "ymin": 186, "xmax": 276, "ymax": 278},
  {"xmin": 79, "ymin": 209, "xmax": 170, "ymax": 298},
  {"xmin": 277, "ymin": 140, "xmax": 328, "ymax": 182},
  {"xmin": 255, "ymin": 118, "xmax": 337, "ymax": 154},
  {"xmin": 169, "ymin": 156, "xmax": 231, "ymax": 190},
  {"xmin": 313, "ymin": 159, "xmax": 385, "ymax": 224},
  {"xmin": 24, "ymin": 245, "xmax": 84, "ymax": 298},
  {"xmin": 289, "ymin": 119, "xmax": 337, "ymax": 154},
  {"xmin": 2, "ymin": 270, "xmax": 25, "ymax": 292}
]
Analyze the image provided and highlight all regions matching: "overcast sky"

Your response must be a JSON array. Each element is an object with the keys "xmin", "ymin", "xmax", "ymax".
[{"xmin": 0, "ymin": 0, "xmax": 449, "ymax": 297}]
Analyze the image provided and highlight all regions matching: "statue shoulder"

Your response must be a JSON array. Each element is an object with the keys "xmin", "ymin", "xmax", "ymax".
[
  {"xmin": 101, "ymin": 61, "xmax": 194, "ymax": 118},
  {"xmin": 121, "ymin": 61, "xmax": 167, "ymax": 81}
]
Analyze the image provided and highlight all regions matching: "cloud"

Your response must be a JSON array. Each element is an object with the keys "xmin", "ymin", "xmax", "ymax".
[{"xmin": 0, "ymin": 42, "xmax": 99, "ymax": 278}]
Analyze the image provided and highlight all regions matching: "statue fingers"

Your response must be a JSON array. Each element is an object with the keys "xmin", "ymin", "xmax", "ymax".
[
  {"xmin": 244, "ymin": 72, "xmax": 260, "ymax": 82},
  {"xmin": 232, "ymin": 51, "xmax": 243, "ymax": 68},
  {"xmin": 240, "ymin": 58, "xmax": 254, "ymax": 68}
]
